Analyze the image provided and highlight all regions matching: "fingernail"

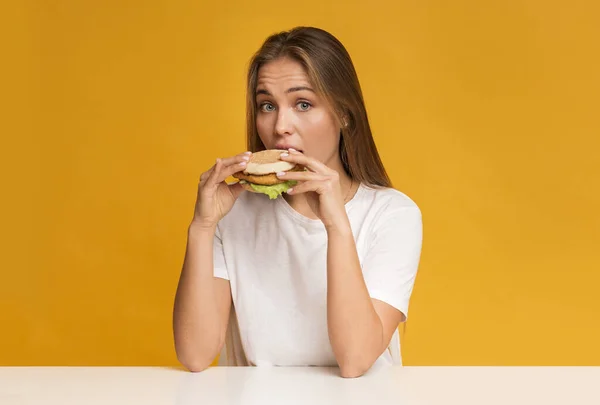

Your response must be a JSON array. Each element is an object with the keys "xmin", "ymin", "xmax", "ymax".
[
  {"xmin": 242, "ymin": 155, "xmax": 250, "ymax": 161},
  {"xmin": 276, "ymin": 172, "xmax": 285, "ymax": 177},
  {"xmin": 287, "ymin": 188, "xmax": 294, "ymax": 194},
  {"xmin": 244, "ymin": 151, "xmax": 252, "ymax": 155},
  {"xmin": 280, "ymin": 152, "xmax": 289, "ymax": 157},
  {"xmin": 288, "ymin": 148, "xmax": 297, "ymax": 152},
  {"xmin": 239, "ymin": 161, "xmax": 247, "ymax": 167}
]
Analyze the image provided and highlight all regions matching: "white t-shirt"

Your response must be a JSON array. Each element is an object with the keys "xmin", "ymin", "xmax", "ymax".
[{"xmin": 213, "ymin": 183, "xmax": 423, "ymax": 368}]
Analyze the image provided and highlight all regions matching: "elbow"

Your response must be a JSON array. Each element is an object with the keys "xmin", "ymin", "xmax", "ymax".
[
  {"xmin": 337, "ymin": 354, "xmax": 373, "ymax": 378},
  {"xmin": 173, "ymin": 330, "xmax": 225, "ymax": 373},
  {"xmin": 339, "ymin": 363, "xmax": 369, "ymax": 378},
  {"xmin": 183, "ymin": 359, "xmax": 211, "ymax": 373},
  {"xmin": 175, "ymin": 339, "xmax": 222, "ymax": 373},
  {"xmin": 177, "ymin": 353, "xmax": 214, "ymax": 373}
]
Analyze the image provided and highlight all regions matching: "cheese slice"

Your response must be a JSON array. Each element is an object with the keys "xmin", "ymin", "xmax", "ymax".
[{"xmin": 244, "ymin": 160, "xmax": 296, "ymax": 175}]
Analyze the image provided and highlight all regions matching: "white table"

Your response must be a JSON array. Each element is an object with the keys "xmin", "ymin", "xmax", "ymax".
[{"xmin": 1, "ymin": 366, "xmax": 598, "ymax": 404}]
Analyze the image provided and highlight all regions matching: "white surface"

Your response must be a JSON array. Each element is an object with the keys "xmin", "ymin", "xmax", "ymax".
[{"xmin": 0, "ymin": 366, "xmax": 598, "ymax": 405}]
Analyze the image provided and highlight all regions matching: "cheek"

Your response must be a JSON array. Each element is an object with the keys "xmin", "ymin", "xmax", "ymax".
[
  {"xmin": 255, "ymin": 114, "xmax": 273, "ymax": 142},
  {"xmin": 301, "ymin": 109, "xmax": 337, "ymax": 133},
  {"xmin": 297, "ymin": 110, "xmax": 339, "ymax": 146},
  {"xmin": 294, "ymin": 115, "xmax": 340, "ymax": 163}
]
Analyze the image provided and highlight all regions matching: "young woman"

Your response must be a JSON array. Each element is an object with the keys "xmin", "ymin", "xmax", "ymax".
[{"xmin": 173, "ymin": 26, "xmax": 423, "ymax": 378}]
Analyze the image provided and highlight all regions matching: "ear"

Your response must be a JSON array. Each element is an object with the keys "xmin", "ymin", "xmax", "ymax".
[{"xmin": 340, "ymin": 115, "xmax": 349, "ymax": 128}]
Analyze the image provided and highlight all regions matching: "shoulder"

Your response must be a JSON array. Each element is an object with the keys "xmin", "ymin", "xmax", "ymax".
[
  {"xmin": 356, "ymin": 185, "xmax": 423, "ymax": 250},
  {"xmin": 356, "ymin": 184, "xmax": 422, "ymax": 221}
]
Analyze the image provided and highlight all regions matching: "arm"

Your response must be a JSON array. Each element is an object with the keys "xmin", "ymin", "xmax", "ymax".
[
  {"xmin": 326, "ymin": 221, "xmax": 404, "ymax": 378},
  {"xmin": 174, "ymin": 152, "xmax": 250, "ymax": 372},
  {"xmin": 277, "ymin": 150, "xmax": 418, "ymax": 378},
  {"xmin": 173, "ymin": 222, "xmax": 232, "ymax": 372}
]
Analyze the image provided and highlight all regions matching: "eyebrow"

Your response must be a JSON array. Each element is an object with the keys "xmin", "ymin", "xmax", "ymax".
[{"xmin": 256, "ymin": 86, "xmax": 315, "ymax": 96}]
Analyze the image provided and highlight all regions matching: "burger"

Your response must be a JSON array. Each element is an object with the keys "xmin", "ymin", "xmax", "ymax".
[{"xmin": 232, "ymin": 149, "xmax": 304, "ymax": 199}]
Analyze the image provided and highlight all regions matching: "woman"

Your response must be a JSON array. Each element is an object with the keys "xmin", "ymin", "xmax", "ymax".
[{"xmin": 173, "ymin": 26, "xmax": 423, "ymax": 378}]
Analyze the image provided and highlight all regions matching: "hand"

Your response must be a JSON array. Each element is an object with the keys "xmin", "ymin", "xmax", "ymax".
[
  {"xmin": 192, "ymin": 151, "xmax": 251, "ymax": 229},
  {"xmin": 277, "ymin": 149, "xmax": 351, "ymax": 230}
]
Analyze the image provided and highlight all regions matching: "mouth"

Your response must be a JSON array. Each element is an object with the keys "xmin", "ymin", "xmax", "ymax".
[{"xmin": 274, "ymin": 144, "xmax": 303, "ymax": 153}]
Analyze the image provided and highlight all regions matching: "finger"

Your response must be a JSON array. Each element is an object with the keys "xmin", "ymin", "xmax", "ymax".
[
  {"xmin": 276, "ymin": 170, "xmax": 326, "ymax": 182},
  {"xmin": 215, "ymin": 159, "xmax": 249, "ymax": 183},
  {"xmin": 204, "ymin": 152, "xmax": 251, "ymax": 187},
  {"xmin": 286, "ymin": 180, "xmax": 329, "ymax": 196},
  {"xmin": 204, "ymin": 158, "xmax": 224, "ymax": 190},
  {"xmin": 212, "ymin": 152, "xmax": 252, "ymax": 183},
  {"xmin": 280, "ymin": 149, "xmax": 330, "ymax": 174},
  {"xmin": 200, "ymin": 166, "xmax": 215, "ymax": 184},
  {"xmin": 220, "ymin": 151, "xmax": 252, "ymax": 167}
]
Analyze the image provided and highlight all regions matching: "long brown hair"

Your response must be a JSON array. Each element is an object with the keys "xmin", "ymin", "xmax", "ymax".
[{"xmin": 245, "ymin": 26, "xmax": 392, "ymax": 188}]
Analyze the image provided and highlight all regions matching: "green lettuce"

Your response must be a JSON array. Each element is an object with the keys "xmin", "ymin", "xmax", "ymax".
[{"xmin": 249, "ymin": 181, "xmax": 297, "ymax": 200}]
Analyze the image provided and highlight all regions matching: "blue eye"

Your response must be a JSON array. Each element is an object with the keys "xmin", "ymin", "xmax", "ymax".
[
  {"xmin": 260, "ymin": 103, "xmax": 275, "ymax": 112},
  {"xmin": 297, "ymin": 101, "xmax": 311, "ymax": 111}
]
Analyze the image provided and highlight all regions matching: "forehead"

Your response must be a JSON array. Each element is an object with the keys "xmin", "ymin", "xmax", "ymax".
[{"xmin": 257, "ymin": 57, "xmax": 312, "ymax": 88}]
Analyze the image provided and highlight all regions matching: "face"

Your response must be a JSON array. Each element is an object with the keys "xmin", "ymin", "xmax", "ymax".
[{"xmin": 255, "ymin": 57, "xmax": 343, "ymax": 171}]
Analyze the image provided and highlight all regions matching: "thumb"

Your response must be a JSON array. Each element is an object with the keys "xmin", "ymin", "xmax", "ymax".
[{"xmin": 229, "ymin": 182, "xmax": 245, "ymax": 200}]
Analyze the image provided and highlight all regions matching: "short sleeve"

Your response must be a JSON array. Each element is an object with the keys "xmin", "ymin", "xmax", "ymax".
[
  {"xmin": 213, "ymin": 225, "xmax": 230, "ymax": 280},
  {"xmin": 361, "ymin": 205, "xmax": 423, "ymax": 320}
]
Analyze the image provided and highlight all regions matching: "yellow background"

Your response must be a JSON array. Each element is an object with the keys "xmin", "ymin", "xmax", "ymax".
[{"xmin": 2, "ymin": 0, "xmax": 599, "ymax": 366}]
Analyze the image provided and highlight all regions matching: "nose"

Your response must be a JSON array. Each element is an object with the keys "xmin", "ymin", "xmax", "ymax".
[{"xmin": 275, "ymin": 108, "xmax": 293, "ymax": 136}]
